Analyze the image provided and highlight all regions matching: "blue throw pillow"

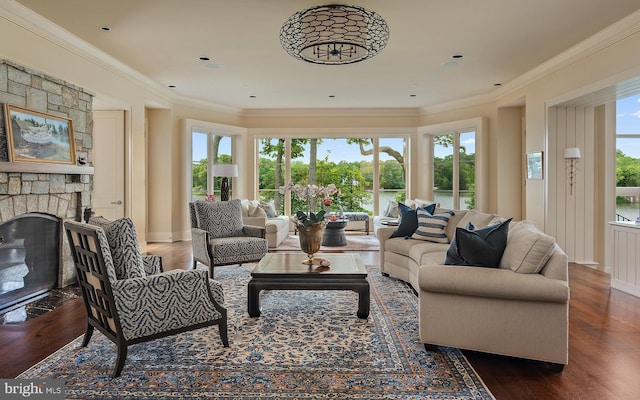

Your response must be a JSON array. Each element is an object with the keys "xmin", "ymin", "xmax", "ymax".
[
  {"xmin": 445, "ymin": 218, "xmax": 512, "ymax": 267},
  {"xmin": 390, "ymin": 202, "xmax": 437, "ymax": 238}
]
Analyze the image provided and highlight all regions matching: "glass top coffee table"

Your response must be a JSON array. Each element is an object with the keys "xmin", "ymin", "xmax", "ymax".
[{"xmin": 248, "ymin": 253, "xmax": 369, "ymax": 319}]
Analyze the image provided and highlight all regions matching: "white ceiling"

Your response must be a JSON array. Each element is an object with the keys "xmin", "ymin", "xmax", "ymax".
[{"xmin": 13, "ymin": 0, "xmax": 640, "ymax": 112}]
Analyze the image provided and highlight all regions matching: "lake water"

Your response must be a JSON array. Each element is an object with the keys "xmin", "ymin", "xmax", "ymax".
[{"xmin": 617, "ymin": 202, "xmax": 640, "ymax": 221}]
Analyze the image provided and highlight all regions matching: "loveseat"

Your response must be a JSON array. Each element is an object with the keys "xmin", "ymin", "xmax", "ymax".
[
  {"xmin": 240, "ymin": 199, "xmax": 290, "ymax": 248},
  {"xmin": 377, "ymin": 207, "xmax": 570, "ymax": 369}
]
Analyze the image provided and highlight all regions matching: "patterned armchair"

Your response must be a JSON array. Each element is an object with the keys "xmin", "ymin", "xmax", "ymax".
[
  {"xmin": 190, "ymin": 199, "xmax": 268, "ymax": 278},
  {"xmin": 65, "ymin": 218, "xmax": 228, "ymax": 378}
]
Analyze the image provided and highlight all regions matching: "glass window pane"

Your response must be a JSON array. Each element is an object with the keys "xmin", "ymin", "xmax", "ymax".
[
  {"xmin": 459, "ymin": 131, "xmax": 476, "ymax": 210},
  {"xmin": 191, "ymin": 131, "xmax": 207, "ymax": 202},
  {"xmin": 258, "ymin": 138, "xmax": 286, "ymax": 215},
  {"xmin": 433, "ymin": 134, "xmax": 454, "ymax": 209},
  {"xmin": 615, "ymin": 137, "xmax": 640, "ymax": 221},
  {"xmin": 378, "ymin": 138, "xmax": 405, "ymax": 215}
]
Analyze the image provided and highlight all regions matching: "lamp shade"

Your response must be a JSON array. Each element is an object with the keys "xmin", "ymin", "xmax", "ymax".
[
  {"xmin": 563, "ymin": 148, "xmax": 581, "ymax": 159},
  {"xmin": 211, "ymin": 164, "xmax": 238, "ymax": 177}
]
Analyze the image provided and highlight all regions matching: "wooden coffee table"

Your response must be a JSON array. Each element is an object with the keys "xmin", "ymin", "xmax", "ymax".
[{"xmin": 247, "ymin": 253, "xmax": 369, "ymax": 319}]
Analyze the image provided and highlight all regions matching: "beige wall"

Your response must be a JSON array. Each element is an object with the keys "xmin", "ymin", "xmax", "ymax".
[{"xmin": 3, "ymin": 4, "xmax": 640, "ymax": 269}]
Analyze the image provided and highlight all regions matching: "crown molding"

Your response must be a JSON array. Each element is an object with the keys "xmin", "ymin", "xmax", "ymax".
[
  {"xmin": 240, "ymin": 107, "xmax": 422, "ymax": 118},
  {"xmin": 4, "ymin": 1, "xmax": 640, "ymax": 118},
  {"xmin": 1, "ymin": 1, "xmax": 176, "ymax": 100},
  {"xmin": 498, "ymin": 9, "xmax": 640, "ymax": 102}
]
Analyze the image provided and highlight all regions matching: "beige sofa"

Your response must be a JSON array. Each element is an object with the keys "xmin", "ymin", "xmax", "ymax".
[
  {"xmin": 240, "ymin": 200, "xmax": 290, "ymax": 248},
  {"xmin": 377, "ymin": 209, "xmax": 570, "ymax": 369}
]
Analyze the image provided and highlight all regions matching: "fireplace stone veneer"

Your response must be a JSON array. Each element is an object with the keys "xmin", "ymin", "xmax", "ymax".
[{"xmin": 0, "ymin": 59, "xmax": 94, "ymax": 288}]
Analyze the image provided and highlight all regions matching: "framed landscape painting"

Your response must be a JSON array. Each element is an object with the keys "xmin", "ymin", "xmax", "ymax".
[{"xmin": 4, "ymin": 104, "xmax": 76, "ymax": 165}]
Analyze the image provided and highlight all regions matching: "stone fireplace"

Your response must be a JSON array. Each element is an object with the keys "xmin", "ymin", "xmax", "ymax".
[{"xmin": 0, "ymin": 59, "xmax": 94, "ymax": 309}]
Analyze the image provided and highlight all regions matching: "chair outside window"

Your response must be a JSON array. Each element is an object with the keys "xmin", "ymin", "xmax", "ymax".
[
  {"xmin": 65, "ymin": 218, "xmax": 229, "ymax": 378},
  {"xmin": 189, "ymin": 199, "xmax": 268, "ymax": 278}
]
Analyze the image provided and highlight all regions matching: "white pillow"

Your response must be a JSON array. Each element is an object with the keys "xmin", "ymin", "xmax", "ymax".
[
  {"xmin": 383, "ymin": 200, "xmax": 399, "ymax": 218},
  {"xmin": 500, "ymin": 221, "xmax": 556, "ymax": 274}
]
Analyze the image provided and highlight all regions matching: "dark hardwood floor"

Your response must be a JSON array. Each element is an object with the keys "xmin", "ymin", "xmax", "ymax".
[{"xmin": 2, "ymin": 240, "xmax": 640, "ymax": 399}]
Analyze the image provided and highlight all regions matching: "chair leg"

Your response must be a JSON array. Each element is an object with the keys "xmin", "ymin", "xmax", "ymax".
[
  {"xmin": 208, "ymin": 262, "xmax": 215, "ymax": 279},
  {"xmin": 112, "ymin": 343, "xmax": 128, "ymax": 378},
  {"xmin": 192, "ymin": 259, "xmax": 197, "ymax": 270},
  {"xmin": 81, "ymin": 323, "xmax": 94, "ymax": 347},
  {"xmin": 219, "ymin": 317, "xmax": 229, "ymax": 347}
]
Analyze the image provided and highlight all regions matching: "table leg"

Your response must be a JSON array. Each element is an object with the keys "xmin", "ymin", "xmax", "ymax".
[
  {"xmin": 357, "ymin": 284, "xmax": 370, "ymax": 319},
  {"xmin": 247, "ymin": 281, "xmax": 261, "ymax": 317}
]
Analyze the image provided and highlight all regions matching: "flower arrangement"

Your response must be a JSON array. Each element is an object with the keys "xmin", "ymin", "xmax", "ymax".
[{"xmin": 278, "ymin": 183, "xmax": 339, "ymax": 226}]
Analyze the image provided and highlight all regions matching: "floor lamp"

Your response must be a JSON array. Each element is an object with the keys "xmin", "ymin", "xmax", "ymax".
[{"xmin": 211, "ymin": 164, "xmax": 238, "ymax": 201}]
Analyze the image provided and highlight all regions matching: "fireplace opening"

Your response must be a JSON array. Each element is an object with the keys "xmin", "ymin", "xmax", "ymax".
[{"xmin": 0, "ymin": 213, "xmax": 61, "ymax": 314}]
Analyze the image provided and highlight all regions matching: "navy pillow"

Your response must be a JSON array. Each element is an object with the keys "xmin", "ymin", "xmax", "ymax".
[
  {"xmin": 390, "ymin": 202, "xmax": 437, "ymax": 238},
  {"xmin": 445, "ymin": 218, "xmax": 512, "ymax": 267}
]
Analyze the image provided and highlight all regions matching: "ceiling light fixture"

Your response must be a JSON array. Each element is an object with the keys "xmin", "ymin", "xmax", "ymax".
[{"xmin": 280, "ymin": 4, "xmax": 389, "ymax": 65}]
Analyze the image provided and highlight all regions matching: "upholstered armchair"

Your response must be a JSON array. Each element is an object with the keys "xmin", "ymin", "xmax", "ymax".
[
  {"xmin": 190, "ymin": 199, "xmax": 268, "ymax": 278},
  {"xmin": 65, "ymin": 218, "xmax": 229, "ymax": 378}
]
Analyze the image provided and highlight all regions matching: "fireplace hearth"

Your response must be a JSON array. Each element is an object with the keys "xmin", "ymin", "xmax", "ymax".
[{"xmin": 0, "ymin": 213, "xmax": 61, "ymax": 313}]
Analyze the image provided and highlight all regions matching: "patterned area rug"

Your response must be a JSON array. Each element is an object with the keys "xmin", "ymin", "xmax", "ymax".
[
  {"xmin": 19, "ymin": 265, "xmax": 494, "ymax": 399},
  {"xmin": 275, "ymin": 234, "xmax": 380, "ymax": 251}
]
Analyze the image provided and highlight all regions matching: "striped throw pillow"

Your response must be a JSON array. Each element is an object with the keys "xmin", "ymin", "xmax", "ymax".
[{"xmin": 411, "ymin": 209, "xmax": 455, "ymax": 243}]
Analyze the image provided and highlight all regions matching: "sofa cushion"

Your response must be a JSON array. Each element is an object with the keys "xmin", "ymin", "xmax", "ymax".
[
  {"xmin": 259, "ymin": 200, "xmax": 278, "ymax": 217},
  {"xmin": 411, "ymin": 209, "xmax": 454, "ymax": 243},
  {"xmin": 500, "ymin": 221, "xmax": 556, "ymax": 274},
  {"xmin": 409, "ymin": 243, "xmax": 448, "ymax": 265},
  {"xmin": 385, "ymin": 237, "xmax": 427, "ymax": 257},
  {"xmin": 383, "ymin": 200, "xmax": 399, "ymax": 218},
  {"xmin": 241, "ymin": 199, "xmax": 263, "ymax": 217},
  {"xmin": 439, "ymin": 209, "xmax": 467, "ymax": 241},
  {"xmin": 445, "ymin": 218, "xmax": 512, "ymax": 267},
  {"xmin": 390, "ymin": 203, "xmax": 423, "ymax": 238}
]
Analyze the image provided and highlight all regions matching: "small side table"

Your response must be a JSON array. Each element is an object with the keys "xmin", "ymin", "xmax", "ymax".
[{"xmin": 322, "ymin": 219, "xmax": 348, "ymax": 246}]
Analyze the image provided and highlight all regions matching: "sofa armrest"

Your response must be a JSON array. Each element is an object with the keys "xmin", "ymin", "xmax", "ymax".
[
  {"xmin": 377, "ymin": 225, "xmax": 395, "ymax": 249},
  {"xmin": 243, "ymin": 216, "xmax": 266, "ymax": 228},
  {"xmin": 418, "ymin": 265, "xmax": 569, "ymax": 303}
]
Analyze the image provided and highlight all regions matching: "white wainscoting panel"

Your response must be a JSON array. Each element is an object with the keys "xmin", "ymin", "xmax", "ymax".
[{"xmin": 610, "ymin": 221, "xmax": 640, "ymax": 298}]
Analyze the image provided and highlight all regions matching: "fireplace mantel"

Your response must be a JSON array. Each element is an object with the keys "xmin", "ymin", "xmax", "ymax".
[{"xmin": 0, "ymin": 162, "xmax": 93, "ymax": 175}]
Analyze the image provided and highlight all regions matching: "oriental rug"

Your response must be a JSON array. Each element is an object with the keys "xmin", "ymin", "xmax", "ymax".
[{"xmin": 18, "ymin": 265, "xmax": 494, "ymax": 399}]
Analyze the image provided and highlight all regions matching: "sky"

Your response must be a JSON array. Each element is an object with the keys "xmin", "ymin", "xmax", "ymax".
[{"xmin": 616, "ymin": 93, "xmax": 640, "ymax": 158}]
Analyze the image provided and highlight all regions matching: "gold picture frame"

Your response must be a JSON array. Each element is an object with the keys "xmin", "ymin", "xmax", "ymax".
[{"xmin": 4, "ymin": 104, "xmax": 76, "ymax": 165}]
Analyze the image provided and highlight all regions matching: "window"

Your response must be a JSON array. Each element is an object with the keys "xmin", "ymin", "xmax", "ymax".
[
  {"xmin": 615, "ymin": 93, "xmax": 640, "ymax": 221},
  {"xmin": 258, "ymin": 138, "xmax": 287, "ymax": 215},
  {"xmin": 430, "ymin": 130, "xmax": 476, "ymax": 210},
  {"xmin": 257, "ymin": 137, "xmax": 407, "ymax": 216},
  {"xmin": 191, "ymin": 131, "xmax": 233, "ymax": 201},
  {"xmin": 378, "ymin": 138, "xmax": 406, "ymax": 215}
]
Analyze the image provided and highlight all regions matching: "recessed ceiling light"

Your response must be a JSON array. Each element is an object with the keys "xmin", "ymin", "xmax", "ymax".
[
  {"xmin": 249, "ymin": 95, "xmax": 256, "ymax": 98},
  {"xmin": 328, "ymin": 95, "xmax": 336, "ymax": 98},
  {"xmin": 451, "ymin": 54, "xmax": 464, "ymax": 59},
  {"xmin": 168, "ymin": 85, "xmax": 176, "ymax": 88},
  {"xmin": 99, "ymin": 26, "xmax": 111, "ymax": 31},
  {"xmin": 493, "ymin": 83, "xmax": 502, "ymax": 87},
  {"xmin": 198, "ymin": 56, "xmax": 211, "ymax": 61},
  {"xmin": 409, "ymin": 94, "xmax": 417, "ymax": 97}
]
